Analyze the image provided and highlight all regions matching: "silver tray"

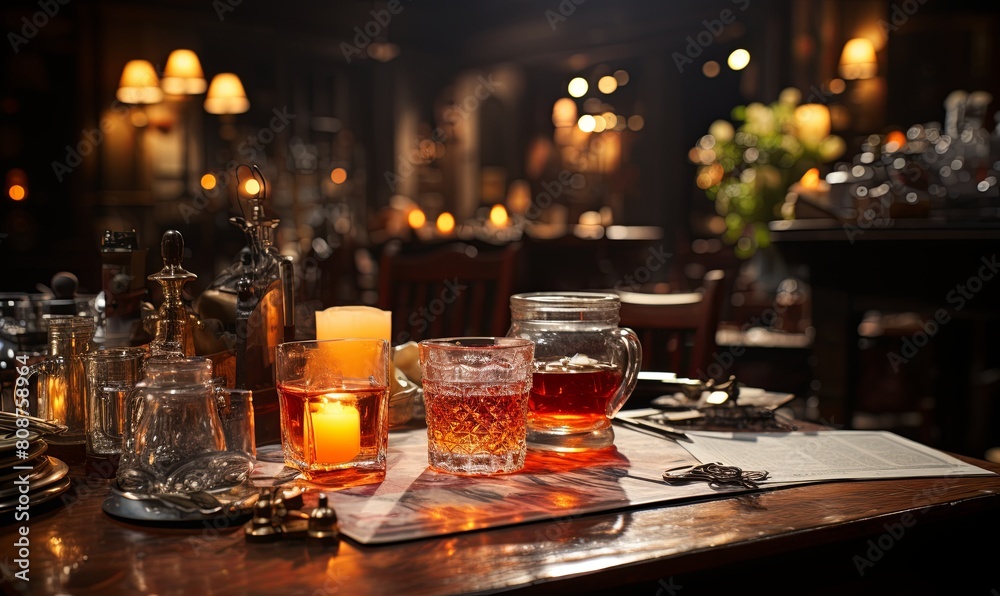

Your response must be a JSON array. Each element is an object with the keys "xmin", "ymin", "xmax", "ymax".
[{"xmin": 102, "ymin": 483, "xmax": 258, "ymax": 524}]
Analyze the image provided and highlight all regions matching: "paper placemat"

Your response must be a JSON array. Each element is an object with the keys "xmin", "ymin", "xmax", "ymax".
[{"xmin": 252, "ymin": 421, "xmax": 994, "ymax": 545}]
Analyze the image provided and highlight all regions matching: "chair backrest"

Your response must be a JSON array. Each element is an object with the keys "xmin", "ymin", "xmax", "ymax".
[
  {"xmin": 616, "ymin": 269, "xmax": 726, "ymax": 380},
  {"xmin": 377, "ymin": 242, "xmax": 521, "ymax": 344}
]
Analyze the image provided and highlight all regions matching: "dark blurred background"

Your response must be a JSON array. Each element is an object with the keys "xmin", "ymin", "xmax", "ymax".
[{"xmin": 2, "ymin": 0, "xmax": 999, "ymax": 458}]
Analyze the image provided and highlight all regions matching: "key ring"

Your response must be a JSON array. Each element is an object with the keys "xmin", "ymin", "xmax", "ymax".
[{"xmin": 663, "ymin": 462, "xmax": 769, "ymax": 489}]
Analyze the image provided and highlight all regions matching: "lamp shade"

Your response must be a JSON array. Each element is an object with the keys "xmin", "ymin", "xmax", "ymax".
[
  {"xmin": 839, "ymin": 38, "xmax": 877, "ymax": 80},
  {"xmin": 116, "ymin": 60, "xmax": 164, "ymax": 104},
  {"xmin": 204, "ymin": 73, "xmax": 249, "ymax": 114},
  {"xmin": 162, "ymin": 49, "xmax": 207, "ymax": 95}
]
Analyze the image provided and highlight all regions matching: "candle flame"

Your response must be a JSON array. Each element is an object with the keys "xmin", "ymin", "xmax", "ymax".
[
  {"xmin": 407, "ymin": 208, "xmax": 426, "ymax": 228},
  {"xmin": 436, "ymin": 212, "xmax": 455, "ymax": 234},
  {"xmin": 489, "ymin": 204, "xmax": 508, "ymax": 227},
  {"xmin": 799, "ymin": 168, "xmax": 821, "ymax": 190}
]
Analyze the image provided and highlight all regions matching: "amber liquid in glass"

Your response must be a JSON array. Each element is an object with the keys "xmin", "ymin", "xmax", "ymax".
[
  {"xmin": 423, "ymin": 379, "xmax": 530, "ymax": 475},
  {"xmin": 528, "ymin": 364, "xmax": 623, "ymax": 433},
  {"xmin": 277, "ymin": 381, "xmax": 389, "ymax": 485}
]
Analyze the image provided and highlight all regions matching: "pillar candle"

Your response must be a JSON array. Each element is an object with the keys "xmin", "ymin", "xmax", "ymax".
[
  {"xmin": 307, "ymin": 398, "xmax": 361, "ymax": 464},
  {"xmin": 316, "ymin": 305, "xmax": 391, "ymax": 342}
]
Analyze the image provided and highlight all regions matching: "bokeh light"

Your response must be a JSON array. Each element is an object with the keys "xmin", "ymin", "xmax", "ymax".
[
  {"xmin": 330, "ymin": 167, "xmax": 348, "ymax": 184},
  {"xmin": 489, "ymin": 204, "xmax": 509, "ymax": 227},
  {"xmin": 436, "ymin": 211, "xmax": 455, "ymax": 234},
  {"xmin": 243, "ymin": 179, "xmax": 261, "ymax": 195},
  {"xmin": 728, "ymin": 49, "xmax": 751, "ymax": 70},
  {"xmin": 567, "ymin": 77, "xmax": 588, "ymax": 98},
  {"xmin": 408, "ymin": 208, "xmax": 426, "ymax": 228}
]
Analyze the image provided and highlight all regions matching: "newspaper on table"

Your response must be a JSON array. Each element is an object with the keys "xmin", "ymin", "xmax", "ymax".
[{"xmin": 252, "ymin": 410, "xmax": 995, "ymax": 545}]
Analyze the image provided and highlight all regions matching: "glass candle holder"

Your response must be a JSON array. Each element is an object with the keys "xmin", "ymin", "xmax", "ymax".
[{"xmin": 275, "ymin": 339, "xmax": 390, "ymax": 487}]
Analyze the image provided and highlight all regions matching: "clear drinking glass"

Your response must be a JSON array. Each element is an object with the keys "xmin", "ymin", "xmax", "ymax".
[
  {"xmin": 419, "ymin": 337, "xmax": 534, "ymax": 476},
  {"xmin": 275, "ymin": 339, "xmax": 391, "ymax": 487},
  {"xmin": 508, "ymin": 292, "xmax": 641, "ymax": 452}
]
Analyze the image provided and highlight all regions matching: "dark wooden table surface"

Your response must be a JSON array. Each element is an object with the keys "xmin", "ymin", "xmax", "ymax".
[{"xmin": 3, "ymin": 437, "xmax": 1000, "ymax": 596}]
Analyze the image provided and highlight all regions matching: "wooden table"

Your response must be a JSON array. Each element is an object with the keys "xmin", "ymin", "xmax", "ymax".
[{"xmin": 4, "ymin": 438, "xmax": 999, "ymax": 595}]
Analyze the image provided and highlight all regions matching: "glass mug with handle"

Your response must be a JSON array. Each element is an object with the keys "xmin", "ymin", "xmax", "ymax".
[
  {"xmin": 84, "ymin": 345, "xmax": 149, "ymax": 457},
  {"xmin": 507, "ymin": 292, "xmax": 641, "ymax": 451},
  {"xmin": 20, "ymin": 315, "xmax": 96, "ymax": 444}
]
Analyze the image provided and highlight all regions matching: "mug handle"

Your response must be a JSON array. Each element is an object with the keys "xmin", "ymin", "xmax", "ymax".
[
  {"xmin": 20, "ymin": 357, "xmax": 61, "ymax": 420},
  {"xmin": 605, "ymin": 327, "xmax": 642, "ymax": 418},
  {"xmin": 212, "ymin": 380, "xmax": 256, "ymax": 459}
]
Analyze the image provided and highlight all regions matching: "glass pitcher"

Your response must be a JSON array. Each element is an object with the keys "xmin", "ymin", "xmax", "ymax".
[
  {"xmin": 117, "ymin": 355, "xmax": 253, "ymax": 494},
  {"xmin": 22, "ymin": 315, "xmax": 96, "ymax": 444},
  {"xmin": 507, "ymin": 292, "xmax": 641, "ymax": 451}
]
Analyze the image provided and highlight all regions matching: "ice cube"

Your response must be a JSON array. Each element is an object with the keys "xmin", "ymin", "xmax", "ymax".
[{"xmin": 568, "ymin": 353, "xmax": 599, "ymax": 366}]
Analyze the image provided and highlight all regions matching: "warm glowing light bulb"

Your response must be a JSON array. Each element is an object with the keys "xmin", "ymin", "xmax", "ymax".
[
  {"xmin": 436, "ymin": 212, "xmax": 455, "ymax": 234},
  {"xmin": 200, "ymin": 174, "xmax": 217, "ymax": 190},
  {"xmin": 567, "ymin": 77, "xmax": 588, "ymax": 98},
  {"xmin": 330, "ymin": 168, "xmax": 347, "ymax": 184},
  {"xmin": 597, "ymin": 76, "xmax": 618, "ymax": 94},
  {"xmin": 408, "ymin": 208, "xmax": 426, "ymax": 228},
  {"xmin": 728, "ymin": 49, "xmax": 751, "ymax": 71},
  {"xmin": 489, "ymin": 204, "xmax": 509, "ymax": 227},
  {"xmin": 8, "ymin": 184, "xmax": 25, "ymax": 201},
  {"xmin": 243, "ymin": 179, "xmax": 261, "ymax": 195},
  {"xmin": 577, "ymin": 114, "xmax": 596, "ymax": 133}
]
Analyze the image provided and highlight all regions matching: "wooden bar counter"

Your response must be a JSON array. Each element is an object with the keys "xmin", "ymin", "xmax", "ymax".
[{"xmin": 3, "ymin": 437, "xmax": 1000, "ymax": 595}]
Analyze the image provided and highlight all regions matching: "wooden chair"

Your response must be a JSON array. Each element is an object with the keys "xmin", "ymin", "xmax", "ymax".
[
  {"xmin": 616, "ymin": 269, "xmax": 727, "ymax": 380},
  {"xmin": 377, "ymin": 242, "xmax": 521, "ymax": 344}
]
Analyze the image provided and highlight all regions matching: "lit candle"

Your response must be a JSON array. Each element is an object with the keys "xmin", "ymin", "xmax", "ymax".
[
  {"xmin": 306, "ymin": 398, "xmax": 361, "ymax": 465},
  {"xmin": 316, "ymin": 305, "xmax": 391, "ymax": 343}
]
